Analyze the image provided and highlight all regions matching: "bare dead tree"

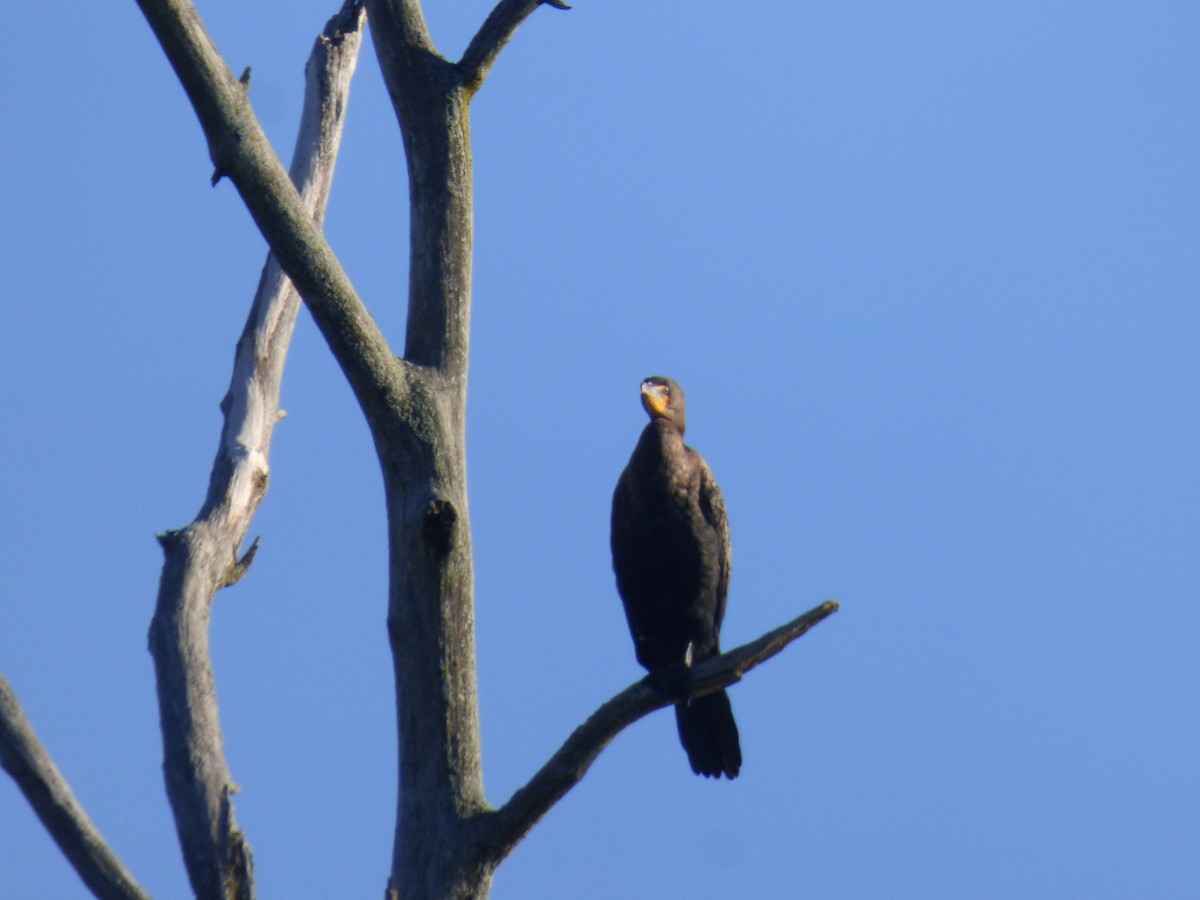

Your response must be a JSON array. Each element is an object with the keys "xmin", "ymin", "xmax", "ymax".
[{"xmin": 1, "ymin": 2, "xmax": 838, "ymax": 898}]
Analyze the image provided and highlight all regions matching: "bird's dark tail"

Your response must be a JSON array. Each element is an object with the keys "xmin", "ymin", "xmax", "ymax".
[{"xmin": 674, "ymin": 689, "xmax": 741, "ymax": 779}]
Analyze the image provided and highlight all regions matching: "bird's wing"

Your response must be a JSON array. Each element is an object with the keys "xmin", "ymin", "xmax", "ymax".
[
  {"xmin": 696, "ymin": 455, "xmax": 731, "ymax": 631},
  {"xmin": 610, "ymin": 466, "xmax": 643, "ymax": 613}
]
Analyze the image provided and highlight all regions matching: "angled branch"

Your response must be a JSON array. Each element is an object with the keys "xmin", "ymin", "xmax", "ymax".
[
  {"xmin": 0, "ymin": 673, "xmax": 150, "ymax": 900},
  {"xmin": 145, "ymin": 7, "xmax": 366, "ymax": 897},
  {"xmin": 477, "ymin": 600, "xmax": 840, "ymax": 861},
  {"xmin": 459, "ymin": 0, "xmax": 571, "ymax": 93},
  {"xmin": 134, "ymin": 0, "xmax": 403, "ymax": 423}
]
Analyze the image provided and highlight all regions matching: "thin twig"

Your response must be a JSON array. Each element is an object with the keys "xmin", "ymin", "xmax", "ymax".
[
  {"xmin": 0, "ymin": 673, "xmax": 151, "ymax": 900},
  {"xmin": 477, "ymin": 600, "xmax": 840, "ymax": 860}
]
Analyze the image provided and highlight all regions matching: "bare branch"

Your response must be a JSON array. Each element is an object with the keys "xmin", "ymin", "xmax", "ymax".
[
  {"xmin": 0, "ymin": 673, "xmax": 150, "ymax": 900},
  {"xmin": 134, "ymin": 0, "xmax": 403, "ymax": 424},
  {"xmin": 477, "ymin": 601, "xmax": 840, "ymax": 861},
  {"xmin": 145, "ymin": 7, "xmax": 366, "ymax": 897},
  {"xmin": 459, "ymin": 0, "xmax": 571, "ymax": 93}
]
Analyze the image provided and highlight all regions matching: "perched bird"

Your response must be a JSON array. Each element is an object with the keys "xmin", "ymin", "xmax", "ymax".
[{"xmin": 611, "ymin": 376, "xmax": 741, "ymax": 779}]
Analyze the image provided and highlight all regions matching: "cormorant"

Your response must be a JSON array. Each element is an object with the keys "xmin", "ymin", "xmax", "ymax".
[{"xmin": 611, "ymin": 376, "xmax": 741, "ymax": 779}]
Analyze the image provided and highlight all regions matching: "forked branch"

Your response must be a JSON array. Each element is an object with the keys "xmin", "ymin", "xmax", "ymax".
[
  {"xmin": 0, "ymin": 673, "xmax": 150, "ymax": 900},
  {"xmin": 478, "ymin": 600, "xmax": 840, "ymax": 861}
]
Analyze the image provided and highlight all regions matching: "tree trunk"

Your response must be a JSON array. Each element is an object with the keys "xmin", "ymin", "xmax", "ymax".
[{"xmin": 365, "ymin": 9, "xmax": 490, "ymax": 894}]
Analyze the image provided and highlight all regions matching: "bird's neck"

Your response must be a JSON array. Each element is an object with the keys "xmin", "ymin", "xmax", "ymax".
[{"xmin": 635, "ymin": 418, "xmax": 686, "ymax": 470}]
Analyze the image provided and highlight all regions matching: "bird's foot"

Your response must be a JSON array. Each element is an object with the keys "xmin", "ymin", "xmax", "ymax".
[{"xmin": 647, "ymin": 662, "xmax": 694, "ymax": 704}]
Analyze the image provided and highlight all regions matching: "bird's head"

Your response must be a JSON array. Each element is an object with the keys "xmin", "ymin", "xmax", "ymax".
[{"xmin": 640, "ymin": 376, "xmax": 686, "ymax": 431}]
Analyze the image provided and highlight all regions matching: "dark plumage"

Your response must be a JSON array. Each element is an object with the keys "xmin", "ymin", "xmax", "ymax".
[{"xmin": 611, "ymin": 376, "xmax": 741, "ymax": 779}]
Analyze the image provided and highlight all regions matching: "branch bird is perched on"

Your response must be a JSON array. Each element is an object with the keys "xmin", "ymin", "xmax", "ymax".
[{"xmin": 611, "ymin": 376, "xmax": 741, "ymax": 778}]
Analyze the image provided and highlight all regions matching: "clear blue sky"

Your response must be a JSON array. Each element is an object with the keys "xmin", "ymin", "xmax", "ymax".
[{"xmin": 3, "ymin": 2, "xmax": 1198, "ymax": 897}]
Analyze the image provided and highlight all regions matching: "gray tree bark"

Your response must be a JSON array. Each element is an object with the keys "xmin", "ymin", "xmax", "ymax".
[{"xmin": 0, "ymin": 675, "xmax": 151, "ymax": 900}]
